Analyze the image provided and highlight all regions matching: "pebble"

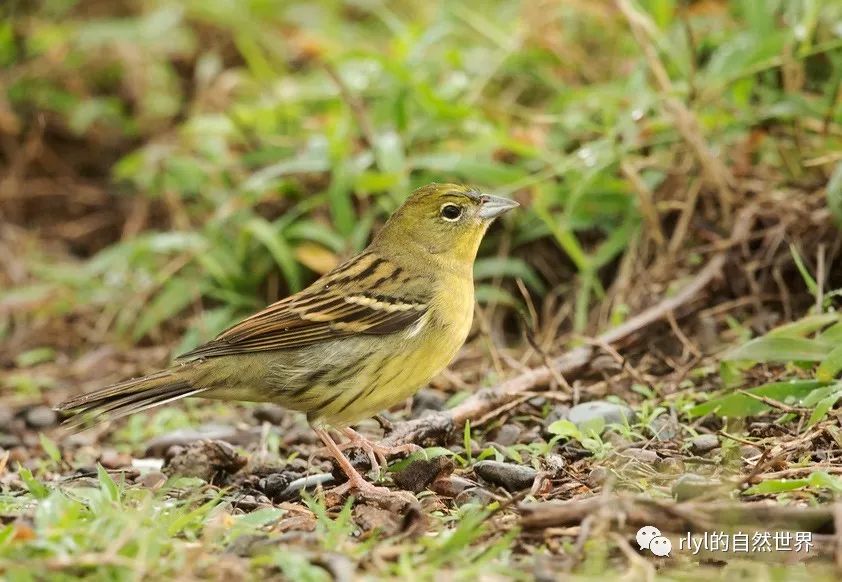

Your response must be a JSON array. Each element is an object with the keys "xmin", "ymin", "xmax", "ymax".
[
  {"xmin": 492, "ymin": 424, "xmax": 522, "ymax": 447},
  {"xmin": 587, "ymin": 466, "xmax": 611, "ymax": 488},
  {"xmin": 689, "ymin": 434, "xmax": 720, "ymax": 455},
  {"xmin": 99, "ymin": 450, "xmax": 132, "ymax": 469},
  {"xmin": 473, "ymin": 460, "xmax": 537, "ymax": 492},
  {"xmin": 567, "ymin": 401, "xmax": 635, "ymax": 431},
  {"xmin": 0, "ymin": 434, "xmax": 22, "ymax": 450},
  {"xmin": 392, "ymin": 457, "xmax": 452, "ymax": 493},
  {"xmin": 454, "ymin": 487, "xmax": 496, "ymax": 506},
  {"xmin": 411, "ymin": 389, "xmax": 447, "ymax": 418},
  {"xmin": 430, "ymin": 475, "xmax": 476, "ymax": 497},
  {"xmin": 649, "ymin": 414, "xmax": 680, "ymax": 441},
  {"xmin": 257, "ymin": 473, "xmax": 292, "ymax": 500},
  {"xmin": 0, "ymin": 407, "xmax": 14, "ymax": 430},
  {"xmin": 740, "ymin": 445, "xmax": 762, "ymax": 461},
  {"xmin": 672, "ymin": 473, "xmax": 717, "ymax": 501},
  {"xmin": 25, "ymin": 406, "xmax": 57, "ymax": 429},
  {"xmin": 139, "ymin": 471, "xmax": 167, "ymax": 489}
]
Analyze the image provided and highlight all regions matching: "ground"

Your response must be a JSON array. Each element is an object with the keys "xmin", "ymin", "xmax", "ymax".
[{"xmin": 2, "ymin": 0, "xmax": 842, "ymax": 580}]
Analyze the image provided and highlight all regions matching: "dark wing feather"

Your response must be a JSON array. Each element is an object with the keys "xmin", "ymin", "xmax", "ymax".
[{"xmin": 178, "ymin": 252, "xmax": 429, "ymax": 360}]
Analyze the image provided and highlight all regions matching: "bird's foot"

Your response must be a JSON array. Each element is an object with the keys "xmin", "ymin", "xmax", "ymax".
[
  {"xmin": 338, "ymin": 427, "xmax": 422, "ymax": 474},
  {"xmin": 313, "ymin": 427, "xmax": 415, "ymax": 502}
]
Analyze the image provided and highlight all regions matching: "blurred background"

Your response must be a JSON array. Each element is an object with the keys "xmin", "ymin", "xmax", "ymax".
[
  {"xmin": 2, "ymin": 0, "xmax": 841, "ymax": 435},
  {"xmin": 1, "ymin": 0, "xmax": 842, "ymax": 576}
]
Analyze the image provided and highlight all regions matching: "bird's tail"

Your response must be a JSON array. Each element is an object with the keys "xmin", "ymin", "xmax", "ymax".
[{"xmin": 55, "ymin": 367, "xmax": 205, "ymax": 429}]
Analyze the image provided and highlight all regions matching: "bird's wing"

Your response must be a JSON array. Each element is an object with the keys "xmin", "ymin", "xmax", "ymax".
[{"xmin": 177, "ymin": 251, "xmax": 431, "ymax": 360}]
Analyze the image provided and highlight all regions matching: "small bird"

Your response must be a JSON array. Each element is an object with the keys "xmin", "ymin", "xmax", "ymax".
[{"xmin": 57, "ymin": 184, "xmax": 518, "ymax": 495}]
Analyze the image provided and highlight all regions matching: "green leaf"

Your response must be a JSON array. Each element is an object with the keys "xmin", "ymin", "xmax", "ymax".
[
  {"xmin": 807, "ymin": 392, "xmax": 841, "ymax": 426},
  {"xmin": 97, "ymin": 463, "xmax": 121, "ymax": 504},
  {"xmin": 767, "ymin": 313, "xmax": 839, "ymax": 338},
  {"xmin": 725, "ymin": 336, "xmax": 832, "ymax": 363},
  {"xmin": 817, "ymin": 345, "xmax": 842, "ymax": 382},
  {"xmin": 546, "ymin": 419, "xmax": 582, "ymax": 440},
  {"xmin": 247, "ymin": 218, "xmax": 303, "ymax": 292},
  {"xmin": 14, "ymin": 347, "xmax": 56, "ymax": 368},
  {"xmin": 827, "ymin": 161, "xmax": 842, "ymax": 226},
  {"xmin": 744, "ymin": 478, "xmax": 808, "ymax": 495},
  {"xmin": 39, "ymin": 433, "xmax": 61, "ymax": 464},
  {"xmin": 18, "ymin": 466, "xmax": 49, "ymax": 499},
  {"xmin": 689, "ymin": 380, "xmax": 826, "ymax": 418},
  {"xmin": 473, "ymin": 257, "xmax": 545, "ymax": 293},
  {"xmin": 133, "ymin": 277, "xmax": 195, "ymax": 341}
]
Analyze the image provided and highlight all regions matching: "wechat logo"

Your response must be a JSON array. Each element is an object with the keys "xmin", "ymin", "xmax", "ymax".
[{"xmin": 637, "ymin": 526, "xmax": 672, "ymax": 557}]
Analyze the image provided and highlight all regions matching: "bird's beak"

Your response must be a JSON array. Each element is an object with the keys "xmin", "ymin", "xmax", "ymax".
[{"xmin": 478, "ymin": 194, "xmax": 519, "ymax": 219}]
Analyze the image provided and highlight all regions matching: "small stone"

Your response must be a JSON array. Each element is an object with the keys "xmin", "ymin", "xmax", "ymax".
[
  {"xmin": 454, "ymin": 487, "xmax": 495, "ymax": 506},
  {"xmin": 253, "ymin": 405, "xmax": 287, "ymax": 425},
  {"xmin": 430, "ymin": 475, "xmax": 476, "ymax": 497},
  {"xmin": 0, "ymin": 407, "xmax": 14, "ymax": 430},
  {"xmin": 621, "ymin": 448, "xmax": 659, "ymax": 464},
  {"xmin": 672, "ymin": 473, "xmax": 717, "ymax": 501},
  {"xmin": 99, "ymin": 450, "xmax": 132, "ymax": 469},
  {"xmin": 689, "ymin": 434, "xmax": 720, "ymax": 455},
  {"xmin": 411, "ymin": 389, "xmax": 447, "ymax": 418},
  {"xmin": 649, "ymin": 414, "xmax": 680, "ymax": 441},
  {"xmin": 0, "ymin": 434, "xmax": 21, "ymax": 449},
  {"xmin": 473, "ymin": 460, "xmax": 537, "ymax": 492},
  {"xmin": 492, "ymin": 424, "xmax": 522, "ymax": 447},
  {"xmin": 257, "ymin": 473, "xmax": 292, "ymax": 500},
  {"xmin": 25, "ymin": 406, "xmax": 57, "ymax": 429},
  {"xmin": 139, "ymin": 471, "xmax": 167, "ymax": 489},
  {"xmin": 587, "ymin": 466, "xmax": 611, "ymax": 488},
  {"xmin": 567, "ymin": 401, "xmax": 635, "ymax": 431},
  {"xmin": 740, "ymin": 445, "xmax": 762, "ymax": 461},
  {"xmin": 392, "ymin": 457, "xmax": 453, "ymax": 493}
]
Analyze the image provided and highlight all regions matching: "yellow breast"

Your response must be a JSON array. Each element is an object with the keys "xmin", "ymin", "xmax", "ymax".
[{"xmin": 317, "ymin": 273, "xmax": 474, "ymax": 426}]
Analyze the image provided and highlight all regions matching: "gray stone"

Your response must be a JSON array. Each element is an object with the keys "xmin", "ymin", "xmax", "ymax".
[
  {"xmin": 0, "ymin": 406, "xmax": 14, "ymax": 430},
  {"xmin": 474, "ymin": 460, "xmax": 537, "ymax": 492},
  {"xmin": 492, "ymin": 424, "xmax": 522, "ymax": 446},
  {"xmin": 649, "ymin": 414, "xmax": 680, "ymax": 441},
  {"xmin": 587, "ymin": 466, "xmax": 611, "ymax": 488},
  {"xmin": 430, "ymin": 475, "xmax": 476, "ymax": 497},
  {"xmin": 567, "ymin": 401, "xmax": 635, "ymax": 431},
  {"xmin": 25, "ymin": 406, "xmax": 57, "ymax": 428},
  {"xmin": 689, "ymin": 434, "xmax": 720, "ymax": 455},
  {"xmin": 740, "ymin": 445, "xmax": 762, "ymax": 461}
]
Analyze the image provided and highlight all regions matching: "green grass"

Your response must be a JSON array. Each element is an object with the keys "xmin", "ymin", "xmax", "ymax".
[{"xmin": 4, "ymin": 0, "xmax": 840, "ymax": 352}]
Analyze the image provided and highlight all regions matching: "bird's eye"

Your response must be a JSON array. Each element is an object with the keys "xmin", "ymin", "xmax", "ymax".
[{"xmin": 440, "ymin": 204, "xmax": 463, "ymax": 221}]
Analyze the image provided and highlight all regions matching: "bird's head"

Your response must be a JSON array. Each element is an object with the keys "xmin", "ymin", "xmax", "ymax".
[{"xmin": 372, "ymin": 183, "xmax": 519, "ymax": 273}]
